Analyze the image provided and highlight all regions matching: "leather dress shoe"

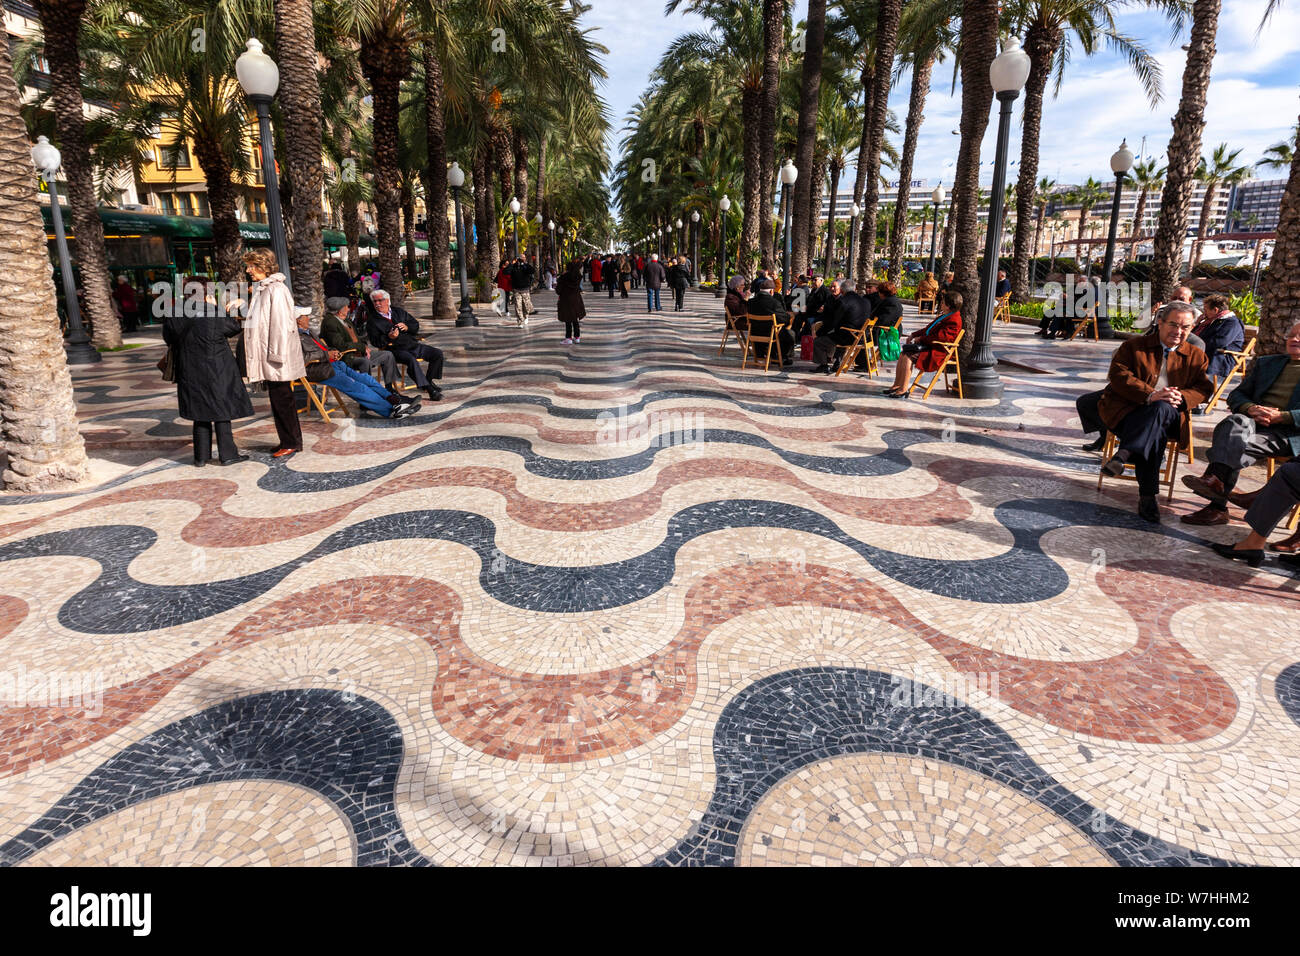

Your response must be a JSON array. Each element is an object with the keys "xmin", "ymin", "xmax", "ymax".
[
  {"xmin": 1270, "ymin": 530, "xmax": 1300, "ymax": 553},
  {"xmin": 1137, "ymin": 495, "xmax": 1161, "ymax": 523},
  {"xmin": 1279, "ymin": 553, "xmax": 1300, "ymax": 570},
  {"xmin": 1210, "ymin": 541, "xmax": 1264, "ymax": 567},
  {"xmin": 193, "ymin": 459, "xmax": 208, "ymax": 468},
  {"xmin": 1180, "ymin": 504, "xmax": 1229, "ymax": 526},
  {"xmin": 272, "ymin": 447, "xmax": 300, "ymax": 458},
  {"xmin": 1102, "ymin": 449, "xmax": 1130, "ymax": 477},
  {"xmin": 218, "ymin": 454, "xmax": 250, "ymax": 466},
  {"xmin": 1227, "ymin": 489, "xmax": 1260, "ymax": 509},
  {"xmin": 1081, "ymin": 436, "xmax": 1106, "ymax": 452},
  {"xmin": 1182, "ymin": 473, "xmax": 1228, "ymax": 504}
]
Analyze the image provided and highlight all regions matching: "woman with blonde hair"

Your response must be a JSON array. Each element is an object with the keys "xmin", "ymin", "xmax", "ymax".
[{"xmin": 237, "ymin": 247, "xmax": 305, "ymax": 457}]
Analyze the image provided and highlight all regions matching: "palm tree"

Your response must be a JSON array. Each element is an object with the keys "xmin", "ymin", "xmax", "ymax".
[
  {"xmin": 789, "ymin": 0, "xmax": 826, "ymax": 276},
  {"xmin": 1126, "ymin": 158, "xmax": 1164, "ymax": 257},
  {"xmin": 853, "ymin": 0, "xmax": 903, "ymax": 278},
  {"xmin": 0, "ymin": 34, "xmax": 88, "ymax": 490},
  {"xmin": 31, "ymin": 0, "xmax": 121, "ymax": 348},
  {"xmin": 1189, "ymin": 143, "xmax": 1249, "ymax": 269},
  {"xmin": 1031, "ymin": 177, "xmax": 1054, "ymax": 258},
  {"xmin": 819, "ymin": 92, "xmax": 861, "ymax": 275},
  {"xmin": 1256, "ymin": 130, "xmax": 1296, "ymax": 172},
  {"xmin": 758, "ymin": 0, "xmax": 789, "ymax": 268},
  {"xmin": 1005, "ymin": 0, "xmax": 1168, "ymax": 301},
  {"xmin": 1150, "ymin": 0, "xmax": 1221, "ymax": 299},
  {"xmin": 1067, "ymin": 177, "xmax": 1108, "ymax": 262},
  {"xmin": 1255, "ymin": 5, "xmax": 1298, "ymax": 353},
  {"xmin": 272, "ymin": 0, "xmax": 326, "ymax": 315}
]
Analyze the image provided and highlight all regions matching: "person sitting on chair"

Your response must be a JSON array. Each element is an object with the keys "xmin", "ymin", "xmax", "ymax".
[
  {"xmin": 1190, "ymin": 293, "xmax": 1245, "ymax": 382},
  {"xmin": 1096, "ymin": 302, "xmax": 1212, "ymax": 524},
  {"xmin": 916, "ymin": 271, "xmax": 939, "ymax": 303},
  {"xmin": 724, "ymin": 274, "xmax": 749, "ymax": 326},
  {"xmin": 298, "ymin": 309, "xmax": 420, "ymax": 419},
  {"xmin": 883, "ymin": 290, "xmax": 963, "ymax": 398},
  {"xmin": 811, "ymin": 279, "xmax": 871, "ymax": 374},
  {"xmin": 746, "ymin": 278, "xmax": 795, "ymax": 367},
  {"xmin": 1180, "ymin": 319, "xmax": 1300, "ymax": 525},
  {"xmin": 322, "ymin": 296, "xmax": 399, "ymax": 391},
  {"xmin": 995, "ymin": 269, "xmax": 1011, "ymax": 298},
  {"xmin": 365, "ymin": 289, "xmax": 444, "ymax": 401},
  {"xmin": 1206, "ymin": 459, "xmax": 1300, "ymax": 570}
]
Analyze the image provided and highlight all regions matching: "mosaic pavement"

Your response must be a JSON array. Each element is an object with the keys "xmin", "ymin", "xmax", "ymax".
[{"xmin": 2, "ymin": 289, "xmax": 1299, "ymax": 867}]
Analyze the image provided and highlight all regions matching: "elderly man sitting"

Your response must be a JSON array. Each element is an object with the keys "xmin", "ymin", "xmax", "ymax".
[
  {"xmin": 297, "ymin": 309, "xmax": 421, "ymax": 419},
  {"xmin": 321, "ymin": 296, "xmax": 399, "ymax": 389},
  {"xmin": 365, "ymin": 289, "xmax": 444, "ymax": 401},
  {"xmin": 1207, "ymin": 460, "xmax": 1300, "ymax": 570},
  {"xmin": 1098, "ymin": 301, "xmax": 1213, "ymax": 523},
  {"xmin": 1181, "ymin": 319, "xmax": 1300, "ymax": 525}
]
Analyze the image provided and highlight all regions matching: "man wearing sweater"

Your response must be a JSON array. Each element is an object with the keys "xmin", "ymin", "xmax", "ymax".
[{"xmin": 1182, "ymin": 320, "xmax": 1300, "ymax": 525}]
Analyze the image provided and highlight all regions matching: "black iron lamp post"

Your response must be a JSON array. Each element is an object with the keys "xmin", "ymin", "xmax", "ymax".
[
  {"xmin": 846, "ymin": 202, "xmax": 860, "ymax": 280},
  {"xmin": 780, "ymin": 159, "xmax": 798, "ymax": 290},
  {"xmin": 236, "ymin": 38, "xmax": 291, "ymax": 287},
  {"xmin": 928, "ymin": 184, "xmax": 945, "ymax": 275},
  {"xmin": 675, "ymin": 218, "xmax": 683, "ymax": 258},
  {"xmin": 509, "ymin": 197, "xmax": 521, "ymax": 259},
  {"xmin": 967, "ymin": 36, "xmax": 1031, "ymax": 401},
  {"xmin": 719, "ymin": 195, "xmax": 731, "ymax": 289},
  {"xmin": 32, "ymin": 136, "xmax": 99, "ymax": 364},
  {"xmin": 691, "ymin": 209, "xmax": 701, "ymax": 287},
  {"xmin": 1097, "ymin": 140, "xmax": 1133, "ymax": 339},
  {"xmin": 446, "ymin": 161, "xmax": 477, "ymax": 327}
]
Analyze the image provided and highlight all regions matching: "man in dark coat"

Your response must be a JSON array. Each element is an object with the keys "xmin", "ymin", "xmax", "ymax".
[
  {"xmin": 811, "ymin": 280, "xmax": 872, "ymax": 373},
  {"xmin": 323, "ymin": 261, "xmax": 351, "ymax": 299},
  {"xmin": 322, "ymin": 296, "xmax": 398, "ymax": 389},
  {"xmin": 365, "ymin": 289, "xmax": 444, "ymax": 401},
  {"xmin": 163, "ymin": 296, "xmax": 253, "ymax": 466},
  {"xmin": 298, "ymin": 310, "xmax": 420, "ymax": 419},
  {"xmin": 746, "ymin": 278, "xmax": 795, "ymax": 367},
  {"xmin": 643, "ymin": 254, "xmax": 667, "ymax": 312},
  {"xmin": 1190, "ymin": 293, "xmax": 1246, "ymax": 381},
  {"xmin": 556, "ymin": 261, "xmax": 586, "ymax": 342}
]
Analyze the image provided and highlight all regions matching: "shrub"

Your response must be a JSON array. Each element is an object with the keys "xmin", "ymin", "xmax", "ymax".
[
  {"xmin": 1230, "ymin": 291, "xmax": 1260, "ymax": 326},
  {"xmin": 1009, "ymin": 301, "xmax": 1044, "ymax": 319}
]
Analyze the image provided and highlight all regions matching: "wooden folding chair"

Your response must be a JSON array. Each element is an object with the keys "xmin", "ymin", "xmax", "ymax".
[
  {"xmin": 1205, "ymin": 338, "xmax": 1256, "ymax": 412},
  {"xmin": 905, "ymin": 328, "xmax": 965, "ymax": 400},
  {"xmin": 1095, "ymin": 431, "xmax": 1188, "ymax": 503},
  {"xmin": 1265, "ymin": 456, "xmax": 1300, "ymax": 532},
  {"xmin": 293, "ymin": 377, "xmax": 351, "ymax": 423},
  {"xmin": 917, "ymin": 293, "xmax": 937, "ymax": 315},
  {"xmin": 835, "ymin": 319, "xmax": 877, "ymax": 378},
  {"xmin": 1066, "ymin": 306, "xmax": 1099, "ymax": 341},
  {"xmin": 740, "ymin": 313, "xmax": 786, "ymax": 372},
  {"xmin": 995, "ymin": 292, "xmax": 1012, "ymax": 324},
  {"xmin": 719, "ymin": 307, "xmax": 744, "ymax": 358}
]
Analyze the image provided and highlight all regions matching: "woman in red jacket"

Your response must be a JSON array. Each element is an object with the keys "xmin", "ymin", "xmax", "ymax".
[{"xmin": 884, "ymin": 289, "xmax": 963, "ymax": 397}]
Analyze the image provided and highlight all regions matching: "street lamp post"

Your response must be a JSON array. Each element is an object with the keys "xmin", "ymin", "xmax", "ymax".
[
  {"xmin": 780, "ymin": 159, "xmax": 798, "ymax": 291},
  {"xmin": 928, "ymin": 185, "xmax": 945, "ymax": 275},
  {"xmin": 719, "ymin": 195, "xmax": 731, "ymax": 290},
  {"xmin": 446, "ymin": 162, "xmax": 477, "ymax": 327},
  {"xmin": 509, "ymin": 197, "xmax": 520, "ymax": 259},
  {"xmin": 1097, "ymin": 140, "xmax": 1133, "ymax": 339},
  {"xmin": 32, "ymin": 136, "xmax": 99, "ymax": 365},
  {"xmin": 691, "ymin": 209, "xmax": 701, "ymax": 287},
  {"xmin": 968, "ymin": 36, "xmax": 1031, "ymax": 401},
  {"xmin": 548, "ymin": 219, "xmax": 556, "ymax": 270},
  {"xmin": 236, "ymin": 38, "xmax": 291, "ymax": 287},
  {"xmin": 846, "ymin": 202, "xmax": 860, "ymax": 281},
  {"xmin": 675, "ymin": 218, "xmax": 683, "ymax": 258}
]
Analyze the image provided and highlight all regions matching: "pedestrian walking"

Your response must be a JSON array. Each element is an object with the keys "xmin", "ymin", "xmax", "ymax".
[
  {"xmin": 236, "ymin": 248, "xmax": 305, "ymax": 458},
  {"xmin": 557, "ymin": 259, "xmax": 586, "ymax": 344}
]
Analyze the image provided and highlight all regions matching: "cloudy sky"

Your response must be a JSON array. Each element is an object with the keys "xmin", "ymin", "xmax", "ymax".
[{"xmin": 581, "ymin": 0, "xmax": 1298, "ymax": 200}]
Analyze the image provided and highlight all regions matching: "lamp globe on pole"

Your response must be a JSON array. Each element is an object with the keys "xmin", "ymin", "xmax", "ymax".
[
  {"xmin": 967, "ymin": 36, "xmax": 1030, "ymax": 401},
  {"xmin": 236, "ymin": 38, "xmax": 293, "ymax": 288},
  {"xmin": 779, "ymin": 160, "xmax": 798, "ymax": 290},
  {"xmin": 1097, "ymin": 139, "xmax": 1135, "ymax": 337},
  {"xmin": 847, "ymin": 201, "xmax": 861, "ymax": 281},
  {"xmin": 33, "ymin": 136, "xmax": 99, "ymax": 364},
  {"xmin": 446, "ymin": 161, "xmax": 477, "ymax": 326}
]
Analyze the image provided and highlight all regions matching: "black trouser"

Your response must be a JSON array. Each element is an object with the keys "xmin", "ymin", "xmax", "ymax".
[
  {"xmin": 620, "ymin": 274, "xmax": 630, "ymax": 297},
  {"xmin": 391, "ymin": 343, "xmax": 444, "ymax": 388},
  {"xmin": 564, "ymin": 318, "xmax": 581, "ymax": 338},
  {"xmin": 193, "ymin": 420, "xmax": 237, "ymax": 463},
  {"xmin": 1114, "ymin": 401, "xmax": 1180, "ymax": 496},
  {"xmin": 673, "ymin": 286, "xmax": 685, "ymax": 310},
  {"xmin": 266, "ymin": 381, "xmax": 303, "ymax": 451},
  {"xmin": 607, "ymin": 276, "xmax": 617, "ymax": 298},
  {"xmin": 1076, "ymin": 389, "xmax": 1105, "ymax": 435},
  {"xmin": 1245, "ymin": 460, "xmax": 1300, "ymax": 537}
]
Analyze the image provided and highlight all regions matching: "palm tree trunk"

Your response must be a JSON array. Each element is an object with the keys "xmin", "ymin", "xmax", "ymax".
[
  {"xmin": 1010, "ymin": 25, "xmax": 1060, "ymax": 302},
  {"xmin": 1151, "ymin": 0, "xmax": 1220, "ymax": 299},
  {"xmin": 1033, "ymin": 206, "xmax": 1044, "ymax": 261},
  {"xmin": 1076, "ymin": 208, "xmax": 1090, "ymax": 262},
  {"xmin": 824, "ymin": 161, "xmax": 841, "ymax": 272},
  {"xmin": 940, "ymin": 194, "xmax": 956, "ymax": 272},
  {"xmin": 1190, "ymin": 182, "xmax": 1216, "ymax": 270},
  {"xmin": 887, "ymin": 50, "xmax": 935, "ymax": 286},
  {"xmin": 739, "ymin": 83, "xmax": 763, "ymax": 272},
  {"xmin": 402, "ymin": 182, "xmax": 416, "ymax": 283},
  {"xmin": 513, "ymin": 129, "xmax": 529, "ymax": 221},
  {"xmin": 855, "ymin": 0, "xmax": 902, "ymax": 280},
  {"xmin": 273, "ymin": 0, "xmax": 325, "ymax": 317},
  {"xmin": 421, "ymin": 41, "xmax": 455, "ymax": 322},
  {"xmin": 191, "ymin": 133, "xmax": 242, "ymax": 283},
  {"xmin": 361, "ymin": 40, "xmax": 412, "ymax": 308},
  {"xmin": 1128, "ymin": 188, "xmax": 1149, "ymax": 259},
  {"xmin": 790, "ymin": 0, "xmax": 826, "ymax": 277},
  {"xmin": 473, "ymin": 136, "xmax": 500, "ymax": 301},
  {"xmin": 951, "ymin": 0, "xmax": 998, "ymax": 360},
  {"xmin": 532, "ymin": 133, "xmax": 547, "ymax": 222},
  {"xmin": 851, "ymin": 61, "xmax": 875, "ymax": 209},
  {"xmin": 807, "ymin": 159, "xmax": 826, "ymax": 271},
  {"xmin": 33, "ymin": 0, "xmax": 121, "ymax": 349},
  {"xmin": 1258, "ymin": 127, "xmax": 1299, "ymax": 353},
  {"xmin": 0, "ymin": 33, "xmax": 88, "ymax": 490},
  {"xmin": 757, "ymin": 0, "xmax": 786, "ymax": 269}
]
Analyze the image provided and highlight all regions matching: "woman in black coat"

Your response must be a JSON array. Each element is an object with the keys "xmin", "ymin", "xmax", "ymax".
[
  {"xmin": 667, "ymin": 258, "xmax": 690, "ymax": 311},
  {"xmin": 163, "ymin": 301, "xmax": 254, "ymax": 466},
  {"xmin": 556, "ymin": 260, "xmax": 586, "ymax": 344}
]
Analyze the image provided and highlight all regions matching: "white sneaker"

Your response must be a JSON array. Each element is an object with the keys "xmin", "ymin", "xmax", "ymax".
[
  {"xmin": 573, "ymin": 337, "xmax": 580, "ymax": 343},
  {"xmin": 561, "ymin": 337, "xmax": 573, "ymax": 345}
]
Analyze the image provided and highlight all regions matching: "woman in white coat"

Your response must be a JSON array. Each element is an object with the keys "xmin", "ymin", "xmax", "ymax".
[{"xmin": 238, "ymin": 248, "xmax": 306, "ymax": 457}]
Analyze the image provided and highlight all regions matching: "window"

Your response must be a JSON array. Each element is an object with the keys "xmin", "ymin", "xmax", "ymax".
[
  {"xmin": 159, "ymin": 193, "xmax": 176, "ymax": 215},
  {"xmin": 194, "ymin": 193, "xmax": 210, "ymax": 218},
  {"xmin": 157, "ymin": 144, "xmax": 191, "ymax": 169}
]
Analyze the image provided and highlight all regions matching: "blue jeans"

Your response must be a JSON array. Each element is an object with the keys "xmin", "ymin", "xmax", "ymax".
[
  {"xmin": 325, "ymin": 360, "xmax": 397, "ymax": 417},
  {"xmin": 646, "ymin": 287, "xmax": 661, "ymax": 310}
]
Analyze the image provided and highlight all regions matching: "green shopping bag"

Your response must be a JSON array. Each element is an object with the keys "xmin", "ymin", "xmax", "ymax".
[{"xmin": 877, "ymin": 325, "xmax": 901, "ymax": 362}]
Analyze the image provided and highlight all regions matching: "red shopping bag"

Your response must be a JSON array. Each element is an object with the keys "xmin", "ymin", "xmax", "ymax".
[{"xmin": 800, "ymin": 335, "xmax": 814, "ymax": 361}]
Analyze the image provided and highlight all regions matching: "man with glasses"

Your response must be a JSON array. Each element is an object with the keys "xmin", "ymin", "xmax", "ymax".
[{"xmin": 365, "ymin": 289, "xmax": 444, "ymax": 402}]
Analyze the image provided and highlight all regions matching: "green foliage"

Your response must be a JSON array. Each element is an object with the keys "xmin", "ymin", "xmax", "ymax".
[
  {"xmin": 1009, "ymin": 302, "xmax": 1045, "ymax": 319},
  {"xmin": 1230, "ymin": 291, "xmax": 1260, "ymax": 326},
  {"xmin": 1192, "ymin": 263, "xmax": 1254, "ymax": 280}
]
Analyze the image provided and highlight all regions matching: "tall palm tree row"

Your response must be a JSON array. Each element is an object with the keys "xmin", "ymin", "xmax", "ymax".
[
  {"xmin": 1188, "ymin": 143, "xmax": 1248, "ymax": 269},
  {"xmin": 1126, "ymin": 158, "xmax": 1164, "ymax": 258},
  {"xmin": 0, "ymin": 32, "xmax": 89, "ymax": 489},
  {"xmin": 789, "ymin": 0, "xmax": 827, "ymax": 277},
  {"xmin": 1067, "ymin": 177, "xmax": 1109, "ymax": 262},
  {"xmin": 853, "ymin": 0, "xmax": 903, "ymax": 279}
]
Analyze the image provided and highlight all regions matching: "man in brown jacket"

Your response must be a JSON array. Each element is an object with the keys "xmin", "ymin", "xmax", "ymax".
[{"xmin": 1098, "ymin": 301, "xmax": 1213, "ymax": 523}]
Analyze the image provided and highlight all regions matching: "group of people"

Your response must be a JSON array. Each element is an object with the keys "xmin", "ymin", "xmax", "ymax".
[
  {"xmin": 164, "ymin": 249, "xmax": 446, "ymax": 466},
  {"xmin": 1074, "ymin": 290, "xmax": 1300, "ymax": 567}
]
